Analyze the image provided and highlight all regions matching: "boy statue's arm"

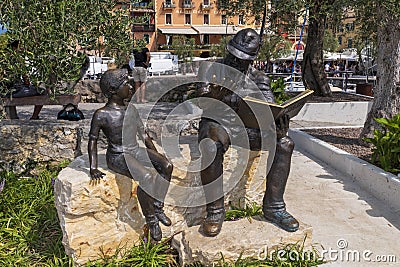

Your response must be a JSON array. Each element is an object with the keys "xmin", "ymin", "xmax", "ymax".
[{"xmin": 88, "ymin": 112, "xmax": 106, "ymax": 180}]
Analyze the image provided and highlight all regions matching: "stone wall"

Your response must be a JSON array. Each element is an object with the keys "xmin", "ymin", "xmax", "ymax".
[
  {"xmin": 74, "ymin": 77, "xmax": 195, "ymax": 104},
  {"xmin": 74, "ymin": 79, "xmax": 106, "ymax": 103},
  {"xmin": 0, "ymin": 120, "xmax": 83, "ymax": 169}
]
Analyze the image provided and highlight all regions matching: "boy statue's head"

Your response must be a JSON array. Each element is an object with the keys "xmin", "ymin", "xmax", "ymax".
[{"xmin": 100, "ymin": 69, "xmax": 128, "ymax": 98}]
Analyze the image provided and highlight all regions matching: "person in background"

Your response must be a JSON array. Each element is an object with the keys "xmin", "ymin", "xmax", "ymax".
[{"xmin": 132, "ymin": 47, "xmax": 150, "ymax": 103}]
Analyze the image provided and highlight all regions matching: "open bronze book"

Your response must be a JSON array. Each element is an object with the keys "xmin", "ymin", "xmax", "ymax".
[{"xmin": 237, "ymin": 89, "xmax": 314, "ymax": 129}]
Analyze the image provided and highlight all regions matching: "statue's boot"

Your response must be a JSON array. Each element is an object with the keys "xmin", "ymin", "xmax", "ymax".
[
  {"xmin": 145, "ymin": 215, "xmax": 162, "ymax": 241},
  {"xmin": 263, "ymin": 136, "xmax": 299, "ymax": 232},
  {"xmin": 137, "ymin": 185, "xmax": 163, "ymax": 241},
  {"xmin": 202, "ymin": 198, "xmax": 225, "ymax": 237},
  {"xmin": 154, "ymin": 200, "xmax": 172, "ymax": 226},
  {"xmin": 263, "ymin": 208, "xmax": 299, "ymax": 232}
]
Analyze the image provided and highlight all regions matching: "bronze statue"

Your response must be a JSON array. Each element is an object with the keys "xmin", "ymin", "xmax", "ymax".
[
  {"xmin": 198, "ymin": 29, "xmax": 299, "ymax": 236},
  {"xmin": 88, "ymin": 69, "xmax": 173, "ymax": 241}
]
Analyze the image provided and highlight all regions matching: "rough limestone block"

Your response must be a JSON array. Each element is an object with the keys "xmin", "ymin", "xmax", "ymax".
[
  {"xmin": 54, "ymin": 153, "xmax": 145, "ymax": 265},
  {"xmin": 55, "ymin": 137, "xmax": 307, "ymax": 265},
  {"xmin": 172, "ymin": 218, "xmax": 313, "ymax": 266}
]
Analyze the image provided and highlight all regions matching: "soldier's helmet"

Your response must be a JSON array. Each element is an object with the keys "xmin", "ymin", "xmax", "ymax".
[
  {"xmin": 100, "ymin": 69, "xmax": 128, "ymax": 98},
  {"xmin": 226, "ymin": 28, "xmax": 260, "ymax": 61}
]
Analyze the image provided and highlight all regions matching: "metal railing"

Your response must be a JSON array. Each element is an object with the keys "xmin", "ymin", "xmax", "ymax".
[
  {"xmin": 201, "ymin": 3, "xmax": 213, "ymax": 9},
  {"xmin": 132, "ymin": 24, "xmax": 156, "ymax": 32},
  {"xmin": 182, "ymin": 1, "xmax": 195, "ymax": 8},
  {"xmin": 162, "ymin": 2, "xmax": 176, "ymax": 8}
]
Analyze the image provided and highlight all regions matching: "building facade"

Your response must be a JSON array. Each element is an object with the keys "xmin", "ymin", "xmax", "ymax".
[
  {"xmin": 120, "ymin": 0, "xmax": 260, "ymax": 55},
  {"xmin": 155, "ymin": 0, "xmax": 259, "ymax": 56}
]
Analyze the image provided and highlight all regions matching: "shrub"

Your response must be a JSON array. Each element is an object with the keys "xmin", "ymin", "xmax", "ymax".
[
  {"xmin": 364, "ymin": 113, "xmax": 400, "ymax": 173},
  {"xmin": 0, "ymin": 162, "xmax": 72, "ymax": 266}
]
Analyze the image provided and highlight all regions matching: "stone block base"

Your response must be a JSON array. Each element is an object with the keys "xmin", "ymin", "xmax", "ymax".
[
  {"xmin": 54, "ymin": 154, "xmax": 145, "ymax": 265},
  {"xmin": 55, "ymin": 137, "xmax": 312, "ymax": 265},
  {"xmin": 173, "ymin": 218, "xmax": 312, "ymax": 266}
]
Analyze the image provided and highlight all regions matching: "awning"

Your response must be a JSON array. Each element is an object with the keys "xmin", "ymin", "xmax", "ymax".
[
  {"xmin": 192, "ymin": 26, "xmax": 242, "ymax": 35},
  {"xmin": 158, "ymin": 28, "xmax": 197, "ymax": 35},
  {"xmin": 159, "ymin": 26, "xmax": 262, "ymax": 35}
]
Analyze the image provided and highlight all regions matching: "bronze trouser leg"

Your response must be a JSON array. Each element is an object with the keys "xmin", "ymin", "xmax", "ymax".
[
  {"xmin": 109, "ymin": 152, "xmax": 157, "ymax": 217},
  {"xmin": 137, "ymin": 185, "xmax": 156, "ymax": 217},
  {"xmin": 200, "ymin": 140, "xmax": 225, "ymax": 211},
  {"xmin": 198, "ymin": 120, "xmax": 229, "ymax": 211},
  {"xmin": 263, "ymin": 136, "xmax": 294, "ymax": 211},
  {"xmin": 107, "ymin": 152, "xmax": 164, "ymax": 240},
  {"xmin": 147, "ymin": 149, "xmax": 173, "ymax": 210}
]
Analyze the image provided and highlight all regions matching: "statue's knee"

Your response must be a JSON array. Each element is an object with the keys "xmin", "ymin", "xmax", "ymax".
[{"xmin": 277, "ymin": 136, "xmax": 294, "ymax": 152}]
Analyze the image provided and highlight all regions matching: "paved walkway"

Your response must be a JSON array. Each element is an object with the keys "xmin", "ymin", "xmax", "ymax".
[{"xmin": 14, "ymin": 102, "xmax": 400, "ymax": 266}]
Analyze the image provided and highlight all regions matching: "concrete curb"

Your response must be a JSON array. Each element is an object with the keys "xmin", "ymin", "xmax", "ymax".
[
  {"xmin": 292, "ymin": 101, "xmax": 373, "ymax": 125},
  {"xmin": 288, "ymin": 128, "xmax": 400, "ymax": 212}
]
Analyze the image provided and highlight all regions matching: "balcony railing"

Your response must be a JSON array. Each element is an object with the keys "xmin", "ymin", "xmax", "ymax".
[
  {"xmin": 201, "ymin": 3, "xmax": 213, "ymax": 9},
  {"xmin": 162, "ymin": 2, "xmax": 176, "ymax": 8},
  {"xmin": 182, "ymin": 1, "xmax": 195, "ymax": 8},
  {"xmin": 131, "ymin": 1, "xmax": 154, "ymax": 11},
  {"xmin": 132, "ymin": 24, "xmax": 156, "ymax": 32}
]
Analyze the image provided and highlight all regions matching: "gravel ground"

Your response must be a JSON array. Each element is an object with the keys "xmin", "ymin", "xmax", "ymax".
[{"xmin": 303, "ymin": 127, "xmax": 373, "ymax": 163}]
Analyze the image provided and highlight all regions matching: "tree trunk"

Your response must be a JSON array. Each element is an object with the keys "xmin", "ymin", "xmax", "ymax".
[
  {"xmin": 360, "ymin": 4, "xmax": 400, "ymax": 140},
  {"xmin": 301, "ymin": 3, "xmax": 332, "ymax": 96}
]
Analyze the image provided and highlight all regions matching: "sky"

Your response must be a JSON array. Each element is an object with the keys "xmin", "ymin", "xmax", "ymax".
[{"xmin": 0, "ymin": 24, "xmax": 6, "ymax": 34}]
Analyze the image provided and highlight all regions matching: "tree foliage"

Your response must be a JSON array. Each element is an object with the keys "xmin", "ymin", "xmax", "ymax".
[
  {"xmin": 323, "ymin": 30, "xmax": 339, "ymax": 52},
  {"xmin": 258, "ymin": 35, "xmax": 291, "ymax": 70},
  {"xmin": 172, "ymin": 36, "xmax": 195, "ymax": 63},
  {"xmin": 0, "ymin": 0, "xmax": 133, "ymax": 96}
]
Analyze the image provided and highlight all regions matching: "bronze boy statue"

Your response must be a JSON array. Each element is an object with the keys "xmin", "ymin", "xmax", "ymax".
[
  {"xmin": 88, "ymin": 69, "xmax": 173, "ymax": 241},
  {"xmin": 198, "ymin": 28, "xmax": 299, "ymax": 236}
]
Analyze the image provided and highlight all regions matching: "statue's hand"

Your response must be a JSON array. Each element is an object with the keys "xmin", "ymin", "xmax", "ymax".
[
  {"xmin": 275, "ymin": 114, "xmax": 290, "ymax": 139},
  {"xmin": 90, "ymin": 169, "xmax": 105, "ymax": 180}
]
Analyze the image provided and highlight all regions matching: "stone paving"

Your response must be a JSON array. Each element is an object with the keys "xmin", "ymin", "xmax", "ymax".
[{"xmin": 15, "ymin": 102, "xmax": 400, "ymax": 266}]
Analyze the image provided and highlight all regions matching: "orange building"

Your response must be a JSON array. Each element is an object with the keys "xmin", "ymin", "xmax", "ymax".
[
  {"xmin": 122, "ymin": 0, "xmax": 260, "ymax": 55},
  {"xmin": 155, "ymin": 0, "xmax": 260, "ymax": 56}
]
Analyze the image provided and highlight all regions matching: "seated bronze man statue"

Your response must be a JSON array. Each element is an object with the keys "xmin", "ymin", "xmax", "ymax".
[
  {"xmin": 88, "ymin": 69, "xmax": 173, "ymax": 241},
  {"xmin": 198, "ymin": 28, "xmax": 299, "ymax": 236}
]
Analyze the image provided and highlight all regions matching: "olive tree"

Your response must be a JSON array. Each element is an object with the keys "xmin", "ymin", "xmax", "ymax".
[
  {"xmin": 357, "ymin": 1, "xmax": 400, "ymax": 138},
  {"xmin": 0, "ymin": 0, "xmax": 133, "ymax": 96},
  {"xmin": 172, "ymin": 35, "xmax": 195, "ymax": 63}
]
